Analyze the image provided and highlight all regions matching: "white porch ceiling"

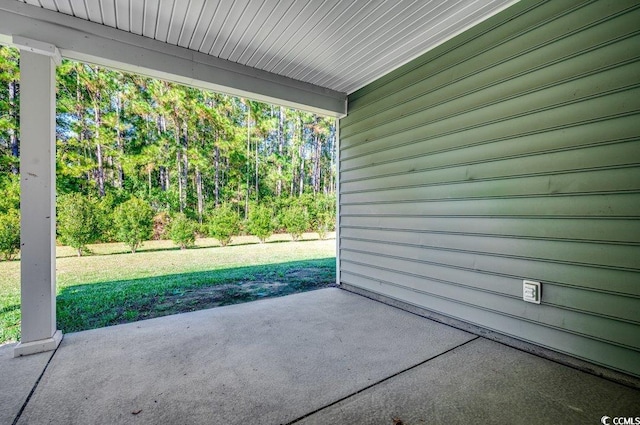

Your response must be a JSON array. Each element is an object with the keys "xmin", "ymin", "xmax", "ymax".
[
  {"xmin": 14, "ymin": 0, "xmax": 515, "ymax": 94},
  {"xmin": 1, "ymin": 0, "xmax": 517, "ymax": 115}
]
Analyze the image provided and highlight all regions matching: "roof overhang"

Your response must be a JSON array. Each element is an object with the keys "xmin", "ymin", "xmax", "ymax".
[
  {"xmin": 0, "ymin": 0, "xmax": 347, "ymax": 117},
  {"xmin": 0, "ymin": 0, "xmax": 520, "ymax": 118}
]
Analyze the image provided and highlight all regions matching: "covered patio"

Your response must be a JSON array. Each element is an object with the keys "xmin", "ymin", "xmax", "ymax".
[
  {"xmin": 1, "ymin": 0, "xmax": 639, "ymax": 422},
  {"xmin": 2, "ymin": 288, "xmax": 638, "ymax": 424}
]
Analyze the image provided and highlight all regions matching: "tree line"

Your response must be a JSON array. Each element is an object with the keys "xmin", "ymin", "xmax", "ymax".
[{"xmin": 0, "ymin": 46, "xmax": 336, "ymax": 258}]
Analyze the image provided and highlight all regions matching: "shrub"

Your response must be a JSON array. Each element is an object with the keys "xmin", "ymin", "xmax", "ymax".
[
  {"xmin": 113, "ymin": 197, "xmax": 153, "ymax": 253},
  {"xmin": 95, "ymin": 193, "xmax": 121, "ymax": 242},
  {"xmin": 169, "ymin": 213, "xmax": 196, "ymax": 249},
  {"xmin": 0, "ymin": 175, "xmax": 19, "ymax": 214},
  {"xmin": 0, "ymin": 209, "xmax": 20, "ymax": 261},
  {"xmin": 208, "ymin": 204, "xmax": 240, "ymax": 246},
  {"xmin": 152, "ymin": 211, "xmax": 171, "ymax": 240},
  {"xmin": 314, "ymin": 211, "xmax": 332, "ymax": 240},
  {"xmin": 282, "ymin": 204, "xmax": 308, "ymax": 241},
  {"xmin": 57, "ymin": 193, "xmax": 102, "ymax": 256},
  {"xmin": 247, "ymin": 204, "xmax": 274, "ymax": 243}
]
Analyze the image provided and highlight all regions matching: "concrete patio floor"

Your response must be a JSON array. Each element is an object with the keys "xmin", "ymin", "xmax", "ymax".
[{"xmin": 1, "ymin": 288, "xmax": 638, "ymax": 424}]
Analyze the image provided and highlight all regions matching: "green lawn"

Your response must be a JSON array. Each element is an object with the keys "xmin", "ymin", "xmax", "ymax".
[{"xmin": 0, "ymin": 234, "xmax": 336, "ymax": 345}]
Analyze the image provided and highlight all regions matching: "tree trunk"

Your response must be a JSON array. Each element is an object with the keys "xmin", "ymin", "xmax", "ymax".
[
  {"xmin": 245, "ymin": 101, "xmax": 251, "ymax": 218},
  {"xmin": 95, "ymin": 139, "xmax": 105, "ymax": 197},
  {"xmin": 312, "ymin": 134, "xmax": 322, "ymax": 194},
  {"xmin": 8, "ymin": 80, "xmax": 18, "ymax": 174},
  {"xmin": 115, "ymin": 93, "xmax": 124, "ymax": 188},
  {"xmin": 214, "ymin": 144, "xmax": 220, "ymax": 206},
  {"xmin": 255, "ymin": 136, "xmax": 259, "ymax": 200},
  {"xmin": 76, "ymin": 71, "xmax": 89, "ymax": 188},
  {"xmin": 177, "ymin": 149, "xmax": 183, "ymax": 213},
  {"xmin": 89, "ymin": 66, "xmax": 106, "ymax": 197},
  {"xmin": 94, "ymin": 88, "xmax": 105, "ymax": 197},
  {"xmin": 159, "ymin": 166, "xmax": 167, "ymax": 191},
  {"xmin": 182, "ymin": 123, "xmax": 189, "ymax": 211},
  {"xmin": 298, "ymin": 142, "xmax": 305, "ymax": 196},
  {"xmin": 291, "ymin": 166, "xmax": 295, "ymax": 197},
  {"xmin": 276, "ymin": 106, "xmax": 284, "ymax": 197},
  {"xmin": 175, "ymin": 116, "xmax": 188, "ymax": 213},
  {"xmin": 196, "ymin": 167, "xmax": 203, "ymax": 224}
]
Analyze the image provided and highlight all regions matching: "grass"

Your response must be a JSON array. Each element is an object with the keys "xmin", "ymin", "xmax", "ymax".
[{"xmin": 0, "ymin": 233, "xmax": 336, "ymax": 345}]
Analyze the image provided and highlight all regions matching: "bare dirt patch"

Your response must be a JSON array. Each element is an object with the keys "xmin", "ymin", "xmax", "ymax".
[{"xmin": 140, "ymin": 266, "xmax": 336, "ymax": 319}]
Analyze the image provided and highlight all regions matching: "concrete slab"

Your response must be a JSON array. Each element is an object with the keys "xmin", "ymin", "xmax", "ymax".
[
  {"xmin": 299, "ymin": 337, "xmax": 640, "ymax": 425},
  {"xmin": 0, "ymin": 342, "xmax": 53, "ymax": 425},
  {"xmin": 16, "ymin": 288, "xmax": 475, "ymax": 424}
]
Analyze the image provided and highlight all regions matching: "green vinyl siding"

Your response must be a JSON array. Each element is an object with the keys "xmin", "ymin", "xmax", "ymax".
[{"xmin": 339, "ymin": 0, "xmax": 640, "ymax": 377}]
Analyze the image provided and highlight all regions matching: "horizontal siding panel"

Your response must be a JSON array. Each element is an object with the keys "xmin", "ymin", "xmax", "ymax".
[
  {"xmin": 341, "ymin": 251, "xmax": 640, "ymax": 324},
  {"xmin": 340, "ymin": 194, "xmax": 640, "ymax": 218},
  {"xmin": 341, "ymin": 91, "xmax": 640, "ymax": 162},
  {"xmin": 343, "ymin": 68, "xmax": 640, "ymax": 148},
  {"xmin": 341, "ymin": 168, "xmax": 640, "ymax": 203},
  {"xmin": 542, "ymin": 284, "xmax": 640, "ymax": 327},
  {"xmin": 341, "ymin": 141, "xmax": 640, "ymax": 196},
  {"xmin": 340, "ymin": 216, "xmax": 640, "ymax": 244},
  {"xmin": 340, "ymin": 228, "xmax": 640, "ymax": 270},
  {"xmin": 341, "ymin": 271, "xmax": 640, "ymax": 377},
  {"xmin": 342, "ymin": 7, "xmax": 640, "ymax": 131},
  {"xmin": 340, "ymin": 238, "xmax": 639, "ymax": 297},
  {"xmin": 345, "ymin": 38, "xmax": 640, "ymax": 139},
  {"xmin": 342, "ymin": 249, "xmax": 520, "ymax": 297},
  {"xmin": 341, "ymin": 124, "xmax": 640, "ymax": 179},
  {"xmin": 341, "ymin": 260, "xmax": 640, "ymax": 348}
]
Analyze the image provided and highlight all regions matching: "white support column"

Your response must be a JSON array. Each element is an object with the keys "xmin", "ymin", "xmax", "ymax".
[
  {"xmin": 335, "ymin": 118, "xmax": 341, "ymax": 286},
  {"xmin": 13, "ymin": 40, "xmax": 62, "ymax": 357}
]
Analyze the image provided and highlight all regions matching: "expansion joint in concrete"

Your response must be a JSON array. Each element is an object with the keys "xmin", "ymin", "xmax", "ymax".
[
  {"xmin": 285, "ymin": 336, "xmax": 481, "ymax": 424},
  {"xmin": 12, "ymin": 335, "xmax": 63, "ymax": 425}
]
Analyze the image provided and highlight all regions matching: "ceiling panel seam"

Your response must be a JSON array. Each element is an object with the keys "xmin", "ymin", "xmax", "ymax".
[
  {"xmin": 192, "ymin": 1, "xmax": 219, "ymax": 52},
  {"xmin": 267, "ymin": 0, "xmax": 341, "ymax": 73},
  {"xmin": 295, "ymin": 0, "xmax": 411, "ymax": 83},
  {"xmin": 280, "ymin": 0, "xmax": 362, "ymax": 77},
  {"xmin": 314, "ymin": 0, "xmax": 457, "ymax": 88},
  {"xmin": 270, "ymin": 0, "xmax": 347, "ymax": 75},
  {"xmin": 216, "ymin": 0, "xmax": 256, "ymax": 60},
  {"xmin": 239, "ymin": 0, "xmax": 292, "ymax": 66},
  {"xmin": 224, "ymin": 0, "xmax": 266, "ymax": 61},
  {"xmin": 331, "ymin": 1, "xmax": 477, "ymax": 91},
  {"xmin": 249, "ymin": 0, "xmax": 315, "ymax": 69}
]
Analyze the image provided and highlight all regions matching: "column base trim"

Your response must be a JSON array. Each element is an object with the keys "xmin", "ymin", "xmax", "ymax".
[{"xmin": 14, "ymin": 330, "xmax": 62, "ymax": 357}]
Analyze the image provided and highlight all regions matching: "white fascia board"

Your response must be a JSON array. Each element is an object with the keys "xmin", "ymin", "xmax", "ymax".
[{"xmin": 0, "ymin": 0, "xmax": 347, "ymax": 117}]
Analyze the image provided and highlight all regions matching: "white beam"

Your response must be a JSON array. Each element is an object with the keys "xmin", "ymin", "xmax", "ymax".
[
  {"xmin": 14, "ymin": 48, "xmax": 62, "ymax": 357},
  {"xmin": 0, "ymin": 0, "xmax": 347, "ymax": 117},
  {"xmin": 11, "ymin": 35, "xmax": 61, "ymax": 64}
]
